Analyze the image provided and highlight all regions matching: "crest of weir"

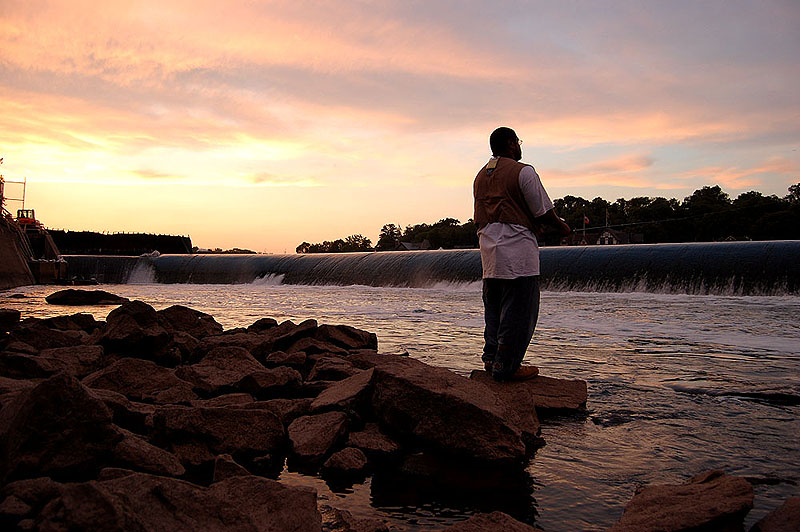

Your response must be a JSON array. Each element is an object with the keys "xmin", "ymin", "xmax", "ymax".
[{"xmin": 64, "ymin": 240, "xmax": 800, "ymax": 295}]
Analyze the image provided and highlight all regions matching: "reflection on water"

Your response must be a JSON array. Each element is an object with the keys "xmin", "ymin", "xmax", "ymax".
[{"xmin": 2, "ymin": 283, "xmax": 799, "ymax": 531}]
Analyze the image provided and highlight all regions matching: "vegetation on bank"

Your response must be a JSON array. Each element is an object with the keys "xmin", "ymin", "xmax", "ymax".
[{"xmin": 296, "ymin": 183, "xmax": 800, "ymax": 253}]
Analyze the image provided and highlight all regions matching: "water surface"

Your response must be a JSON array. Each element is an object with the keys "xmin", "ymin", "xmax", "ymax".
[{"xmin": 3, "ymin": 283, "xmax": 798, "ymax": 531}]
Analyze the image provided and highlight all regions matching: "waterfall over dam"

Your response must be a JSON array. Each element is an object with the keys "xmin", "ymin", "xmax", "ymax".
[{"xmin": 64, "ymin": 240, "xmax": 800, "ymax": 295}]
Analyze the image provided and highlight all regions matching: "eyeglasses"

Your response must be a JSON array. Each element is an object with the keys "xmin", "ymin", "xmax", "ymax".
[{"xmin": 516, "ymin": 139, "xmax": 523, "ymax": 145}]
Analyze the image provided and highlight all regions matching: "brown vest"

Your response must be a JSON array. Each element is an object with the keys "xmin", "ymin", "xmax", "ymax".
[{"xmin": 473, "ymin": 157, "xmax": 537, "ymax": 231}]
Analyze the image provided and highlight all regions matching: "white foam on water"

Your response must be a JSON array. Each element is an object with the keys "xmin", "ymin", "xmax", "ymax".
[
  {"xmin": 252, "ymin": 273, "xmax": 285, "ymax": 285},
  {"xmin": 127, "ymin": 260, "xmax": 155, "ymax": 284}
]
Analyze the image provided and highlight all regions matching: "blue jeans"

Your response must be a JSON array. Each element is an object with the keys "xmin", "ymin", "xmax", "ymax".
[{"xmin": 481, "ymin": 276, "xmax": 540, "ymax": 378}]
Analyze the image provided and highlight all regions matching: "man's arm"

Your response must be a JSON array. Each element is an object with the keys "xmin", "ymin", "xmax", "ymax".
[{"xmin": 535, "ymin": 209, "xmax": 572, "ymax": 236}]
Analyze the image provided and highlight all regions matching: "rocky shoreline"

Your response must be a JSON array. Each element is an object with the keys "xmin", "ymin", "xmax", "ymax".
[{"xmin": 0, "ymin": 290, "xmax": 796, "ymax": 531}]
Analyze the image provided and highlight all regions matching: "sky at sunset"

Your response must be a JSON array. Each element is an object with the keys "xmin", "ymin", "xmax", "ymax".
[{"xmin": 1, "ymin": 0, "xmax": 798, "ymax": 252}]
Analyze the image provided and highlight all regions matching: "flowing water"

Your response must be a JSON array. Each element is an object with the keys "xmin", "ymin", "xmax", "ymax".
[{"xmin": 2, "ymin": 281, "xmax": 798, "ymax": 531}]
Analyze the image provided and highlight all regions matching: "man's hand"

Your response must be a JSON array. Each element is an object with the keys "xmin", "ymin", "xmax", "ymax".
[
  {"xmin": 557, "ymin": 217, "xmax": 572, "ymax": 237},
  {"xmin": 535, "ymin": 209, "xmax": 572, "ymax": 236}
]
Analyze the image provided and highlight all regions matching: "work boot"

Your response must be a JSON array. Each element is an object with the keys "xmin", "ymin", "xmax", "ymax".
[{"xmin": 510, "ymin": 365, "xmax": 539, "ymax": 381}]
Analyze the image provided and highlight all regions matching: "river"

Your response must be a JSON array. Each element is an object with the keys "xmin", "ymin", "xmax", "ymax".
[{"xmin": 2, "ymin": 281, "xmax": 798, "ymax": 531}]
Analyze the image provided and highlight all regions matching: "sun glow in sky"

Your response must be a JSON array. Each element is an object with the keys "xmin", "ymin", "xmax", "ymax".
[{"xmin": 1, "ymin": 0, "xmax": 798, "ymax": 252}]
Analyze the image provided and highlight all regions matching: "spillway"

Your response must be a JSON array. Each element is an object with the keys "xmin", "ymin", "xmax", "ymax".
[{"xmin": 63, "ymin": 240, "xmax": 800, "ymax": 295}]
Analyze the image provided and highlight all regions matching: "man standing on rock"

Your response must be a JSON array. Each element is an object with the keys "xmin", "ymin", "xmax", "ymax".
[{"xmin": 473, "ymin": 126, "xmax": 571, "ymax": 381}]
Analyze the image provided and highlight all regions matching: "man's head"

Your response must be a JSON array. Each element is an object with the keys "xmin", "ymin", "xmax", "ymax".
[{"xmin": 489, "ymin": 127, "xmax": 522, "ymax": 161}]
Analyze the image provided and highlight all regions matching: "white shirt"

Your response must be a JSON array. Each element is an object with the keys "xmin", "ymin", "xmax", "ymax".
[{"xmin": 478, "ymin": 162, "xmax": 553, "ymax": 279}]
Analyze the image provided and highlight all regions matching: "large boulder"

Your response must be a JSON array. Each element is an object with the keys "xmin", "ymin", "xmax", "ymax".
[
  {"xmin": 750, "ymin": 497, "xmax": 800, "ymax": 532},
  {"xmin": 287, "ymin": 337, "xmax": 348, "ymax": 356},
  {"xmin": 321, "ymin": 447, "xmax": 369, "ymax": 481},
  {"xmin": 264, "ymin": 350, "xmax": 307, "ymax": 370},
  {"xmin": 0, "ymin": 346, "xmax": 104, "ymax": 380},
  {"xmin": 175, "ymin": 346, "xmax": 266, "ymax": 396},
  {"xmin": 32, "ymin": 473, "xmax": 321, "ymax": 531},
  {"xmin": 157, "ymin": 305, "xmax": 223, "ymax": 338},
  {"xmin": 45, "ymin": 289, "xmax": 128, "ymax": 306},
  {"xmin": 99, "ymin": 300, "xmax": 174, "ymax": 364},
  {"xmin": 314, "ymin": 324, "xmax": 377, "ymax": 351},
  {"xmin": 443, "ymin": 511, "xmax": 544, "ymax": 532},
  {"xmin": 311, "ymin": 368, "xmax": 375, "ymax": 414},
  {"xmin": 0, "ymin": 376, "xmax": 36, "ymax": 410},
  {"xmin": 0, "ymin": 373, "xmax": 121, "ymax": 483},
  {"xmin": 288, "ymin": 411, "xmax": 349, "ymax": 468},
  {"xmin": 231, "ymin": 397, "xmax": 314, "ymax": 424},
  {"xmin": 152, "ymin": 406, "xmax": 286, "ymax": 467},
  {"xmin": 8, "ymin": 322, "xmax": 84, "ymax": 351},
  {"xmin": 466, "ymin": 371, "xmax": 543, "ymax": 450},
  {"xmin": 112, "ymin": 428, "xmax": 185, "ymax": 477},
  {"xmin": 39, "ymin": 345, "xmax": 106, "ymax": 378},
  {"xmin": 251, "ymin": 319, "xmax": 319, "ymax": 360},
  {"xmin": 40, "ymin": 313, "xmax": 103, "ymax": 332},
  {"xmin": 609, "ymin": 470, "xmax": 754, "ymax": 532},
  {"xmin": 370, "ymin": 356, "xmax": 527, "ymax": 463},
  {"xmin": 470, "ymin": 370, "xmax": 587, "ymax": 413},
  {"xmin": 88, "ymin": 388, "xmax": 156, "ymax": 434},
  {"xmin": 83, "ymin": 358, "xmax": 198, "ymax": 404}
]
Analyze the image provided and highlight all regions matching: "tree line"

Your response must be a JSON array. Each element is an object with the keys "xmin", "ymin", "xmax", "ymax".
[{"xmin": 296, "ymin": 183, "xmax": 800, "ymax": 253}]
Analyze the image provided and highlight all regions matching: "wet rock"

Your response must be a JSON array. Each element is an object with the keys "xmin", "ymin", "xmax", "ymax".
[
  {"xmin": 346, "ymin": 422, "xmax": 401, "ymax": 461},
  {"xmin": 35, "ymin": 473, "xmax": 321, "ymax": 531},
  {"xmin": 321, "ymin": 447, "xmax": 369, "ymax": 480},
  {"xmin": 288, "ymin": 337, "xmax": 349, "ymax": 356},
  {"xmin": 153, "ymin": 406, "xmax": 285, "ymax": 467},
  {"xmin": 83, "ymin": 358, "xmax": 198, "ymax": 404},
  {"xmin": 0, "ymin": 373, "xmax": 121, "ymax": 483},
  {"xmin": 157, "ymin": 304, "xmax": 223, "ymax": 339},
  {"xmin": 443, "ymin": 511, "xmax": 543, "ymax": 532},
  {"xmin": 247, "ymin": 317, "xmax": 278, "ymax": 332},
  {"xmin": 311, "ymin": 368, "xmax": 375, "ymax": 414},
  {"xmin": 175, "ymin": 346, "xmax": 265, "ymax": 396},
  {"xmin": 470, "ymin": 370, "xmax": 588, "ymax": 413},
  {"xmin": 315, "ymin": 324, "xmax": 378, "ymax": 351},
  {"xmin": 750, "ymin": 497, "xmax": 800, "ymax": 532},
  {"xmin": 112, "ymin": 428, "xmax": 185, "ymax": 477},
  {"xmin": 0, "ymin": 309, "xmax": 20, "ymax": 332},
  {"xmin": 45, "ymin": 289, "xmax": 129, "ymax": 306},
  {"xmin": 99, "ymin": 301, "xmax": 174, "ymax": 364},
  {"xmin": 212, "ymin": 453, "xmax": 250, "ymax": 482},
  {"xmin": 466, "ymin": 371, "xmax": 543, "ymax": 450},
  {"xmin": 235, "ymin": 366, "xmax": 303, "ymax": 398},
  {"xmin": 371, "ymin": 355, "xmax": 526, "ymax": 463},
  {"xmin": 288, "ymin": 411, "xmax": 349, "ymax": 468},
  {"xmin": 308, "ymin": 355, "xmax": 360, "ymax": 382},
  {"xmin": 321, "ymin": 505, "xmax": 391, "ymax": 532},
  {"xmin": 264, "ymin": 350, "xmax": 307, "ymax": 369},
  {"xmin": 609, "ymin": 470, "xmax": 754, "ymax": 532}
]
